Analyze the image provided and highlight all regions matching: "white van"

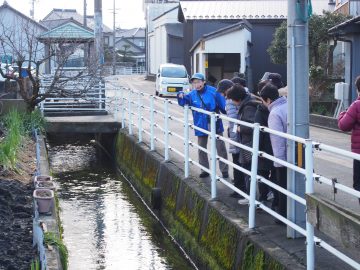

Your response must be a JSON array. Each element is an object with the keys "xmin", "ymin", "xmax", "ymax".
[{"xmin": 156, "ymin": 64, "xmax": 191, "ymax": 97}]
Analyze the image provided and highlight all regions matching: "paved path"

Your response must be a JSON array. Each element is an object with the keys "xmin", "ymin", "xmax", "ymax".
[
  {"xmin": 106, "ymin": 75, "xmax": 358, "ymax": 212},
  {"xmin": 104, "ymin": 75, "xmax": 358, "ymax": 269}
]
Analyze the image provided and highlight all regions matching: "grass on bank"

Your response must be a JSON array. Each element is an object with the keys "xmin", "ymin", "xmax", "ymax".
[
  {"xmin": 44, "ymin": 232, "xmax": 68, "ymax": 270},
  {"xmin": 0, "ymin": 109, "xmax": 45, "ymax": 171}
]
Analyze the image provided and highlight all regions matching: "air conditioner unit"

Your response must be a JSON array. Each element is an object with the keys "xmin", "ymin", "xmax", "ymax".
[{"xmin": 334, "ymin": 82, "xmax": 349, "ymax": 101}]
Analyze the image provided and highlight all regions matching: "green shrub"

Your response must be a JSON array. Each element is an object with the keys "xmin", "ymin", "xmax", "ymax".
[
  {"xmin": 0, "ymin": 110, "xmax": 23, "ymax": 169},
  {"xmin": 0, "ymin": 109, "xmax": 45, "ymax": 170},
  {"xmin": 23, "ymin": 109, "xmax": 45, "ymax": 135}
]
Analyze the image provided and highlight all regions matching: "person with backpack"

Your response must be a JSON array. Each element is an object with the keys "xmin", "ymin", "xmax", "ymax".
[
  {"xmin": 226, "ymin": 84, "xmax": 261, "ymax": 204},
  {"xmin": 177, "ymin": 73, "xmax": 229, "ymax": 179},
  {"xmin": 338, "ymin": 75, "xmax": 360, "ymax": 203}
]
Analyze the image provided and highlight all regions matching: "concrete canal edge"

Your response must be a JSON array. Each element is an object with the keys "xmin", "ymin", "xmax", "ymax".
[
  {"xmin": 35, "ymin": 133, "xmax": 64, "ymax": 270},
  {"xmin": 113, "ymin": 130, "xmax": 305, "ymax": 270}
]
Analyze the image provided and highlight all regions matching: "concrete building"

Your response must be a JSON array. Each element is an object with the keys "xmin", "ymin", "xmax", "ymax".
[
  {"xmin": 178, "ymin": 0, "xmax": 334, "ymax": 90},
  {"xmin": 149, "ymin": 6, "xmax": 183, "ymax": 75},
  {"xmin": 189, "ymin": 22, "xmax": 251, "ymax": 82},
  {"xmin": 143, "ymin": 0, "xmax": 179, "ymax": 77}
]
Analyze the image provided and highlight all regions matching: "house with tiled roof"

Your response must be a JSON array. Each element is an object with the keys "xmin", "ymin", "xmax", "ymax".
[
  {"xmin": 41, "ymin": 8, "xmax": 113, "ymax": 47},
  {"xmin": 114, "ymin": 28, "xmax": 145, "ymax": 67}
]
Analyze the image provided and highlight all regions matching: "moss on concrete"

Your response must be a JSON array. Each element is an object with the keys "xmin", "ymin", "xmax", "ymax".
[
  {"xmin": 200, "ymin": 208, "xmax": 238, "ymax": 269},
  {"xmin": 242, "ymin": 242, "xmax": 284, "ymax": 270},
  {"xmin": 162, "ymin": 208, "xmax": 223, "ymax": 270},
  {"xmin": 176, "ymin": 186, "xmax": 204, "ymax": 238},
  {"xmin": 132, "ymin": 145, "xmax": 145, "ymax": 181},
  {"xmin": 142, "ymin": 155, "xmax": 158, "ymax": 189}
]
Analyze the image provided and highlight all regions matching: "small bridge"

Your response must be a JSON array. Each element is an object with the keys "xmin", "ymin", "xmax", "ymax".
[{"xmin": 45, "ymin": 114, "xmax": 121, "ymax": 134}]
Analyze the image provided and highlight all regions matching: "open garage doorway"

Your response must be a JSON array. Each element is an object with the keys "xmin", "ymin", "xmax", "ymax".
[{"xmin": 206, "ymin": 53, "xmax": 240, "ymax": 86}]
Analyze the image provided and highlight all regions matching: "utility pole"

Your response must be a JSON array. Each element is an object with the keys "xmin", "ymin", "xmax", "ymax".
[
  {"xmin": 94, "ymin": 0, "xmax": 104, "ymax": 67},
  {"xmin": 30, "ymin": 0, "xmax": 35, "ymax": 19},
  {"xmin": 83, "ymin": 0, "xmax": 87, "ymax": 27},
  {"xmin": 287, "ymin": 0, "xmax": 310, "ymax": 238},
  {"xmin": 112, "ymin": 0, "xmax": 116, "ymax": 75},
  {"xmin": 83, "ymin": 0, "xmax": 88, "ymax": 65}
]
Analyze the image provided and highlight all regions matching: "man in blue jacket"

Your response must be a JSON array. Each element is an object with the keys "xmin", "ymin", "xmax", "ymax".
[{"xmin": 177, "ymin": 73, "xmax": 228, "ymax": 179}]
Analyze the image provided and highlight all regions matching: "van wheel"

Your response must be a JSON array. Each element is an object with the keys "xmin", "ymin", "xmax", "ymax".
[{"xmin": 159, "ymin": 94, "xmax": 163, "ymax": 97}]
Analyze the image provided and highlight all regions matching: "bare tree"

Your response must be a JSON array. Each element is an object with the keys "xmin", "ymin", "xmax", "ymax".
[{"xmin": 0, "ymin": 17, "xmax": 100, "ymax": 111}]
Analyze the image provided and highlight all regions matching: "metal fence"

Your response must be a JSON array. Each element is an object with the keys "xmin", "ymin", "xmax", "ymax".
[
  {"xmin": 114, "ymin": 87, "xmax": 360, "ymax": 270},
  {"xmin": 39, "ymin": 76, "xmax": 107, "ymax": 114}
]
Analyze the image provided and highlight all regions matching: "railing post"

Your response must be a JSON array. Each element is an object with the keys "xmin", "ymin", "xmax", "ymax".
[
  {"xmin": 128, "ymin": 91, "xmax": 133, "ymax": 135},
  {"xmin": 249, "ymin": 123, "xmax": 260, "ymax": 228},
  {"xmin": 121, "ymin": 87, "xmax": 125, "ymax": 128},
  {"xmin": 184, "ymin": 105, "xmax": 190, "ymax": 178},
  {"xmin": 164, "ymin": 99, "xmax": 169, "ymax": 161},
  {"xmin": 150, "ymin": 95, "xmax": 155, "ymax": 151},
  {"xmin": 305, "ymin": 139, "xmax": 315, "ymax": 270},
  {"xmin": 138, "ymin": 92, "xmax": 142, "ymax": 143},
  {"xmin": 210, "ymin": 112, "xmax": 217, "ymax": 199},
  {"xmin": 40, "ymin": 100, "xmax": 44, "ymax": 117},
  {"xmin": 115, "ymin": 87, "xmax": 119, "ymax": 122},
  {"xmin": 98, "ymin": 81, "xmax": 101, "ymax": 110}
]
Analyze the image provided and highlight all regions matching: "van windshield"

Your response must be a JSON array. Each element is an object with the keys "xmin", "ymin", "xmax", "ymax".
[{"xmin": 161, "ymin": 67, "xmax": 187, "ymax": 78}]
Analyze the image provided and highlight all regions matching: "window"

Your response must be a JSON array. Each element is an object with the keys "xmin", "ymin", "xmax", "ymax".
[
  {"xmin": 139, "ymin": 41, "xmax": 145, "ymax": 48},
  {"xmin": 161, "ymin": 67, "xmax": 187, "ymax": 78},
  {"xmin": 104, "ymin": 36, "xmax": 109, "ymax": 45}
]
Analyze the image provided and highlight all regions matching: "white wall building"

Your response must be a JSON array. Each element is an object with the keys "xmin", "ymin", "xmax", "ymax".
[
  {"xmin": 0, "ymin": 1, "xmax": 47, "ymax": 70},
  {"xmin": 149, "ymin": 6, "xmax": 181, "ymax": 74},
  {"xmin": 190, "ymin": 22, "xmax": 252, "ymax": 81}
]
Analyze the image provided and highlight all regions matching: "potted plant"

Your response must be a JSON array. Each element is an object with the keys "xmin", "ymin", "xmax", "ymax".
[
  {"xmin": 35, "ymin": 181, "xmax": 56, "ymax": 191},
  {"xmin": 34, "ymin": 175, "xmax": 52, "ymax": 184},
  {"xmin": 33, "ymin": 189, "xmax": 54, "ymax": 214}
]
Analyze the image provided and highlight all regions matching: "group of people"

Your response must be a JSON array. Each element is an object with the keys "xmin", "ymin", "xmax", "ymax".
[{"xmin": 177, "ymin": 72, "xmax": 288, "ymax": 222}]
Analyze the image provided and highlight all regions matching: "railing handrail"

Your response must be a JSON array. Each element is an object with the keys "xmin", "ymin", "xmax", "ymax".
[{"xmin": 114, "ymin": 87, "xmax": 360, "ymax": 270}]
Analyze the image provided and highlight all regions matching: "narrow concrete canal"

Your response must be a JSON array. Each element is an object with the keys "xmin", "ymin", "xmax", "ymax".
[{"xmin": 47, "ymin": 137, "xmax": 195, "ymax": 270}]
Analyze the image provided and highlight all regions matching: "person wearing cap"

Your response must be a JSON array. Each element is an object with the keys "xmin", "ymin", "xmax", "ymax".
[
  {"xmin": 177, "ymin": 73, "xmax": 229, "ymax": 179},
  {"xmin": 260, "ymin": 83, "xmax": 288, "ymax": 223}
]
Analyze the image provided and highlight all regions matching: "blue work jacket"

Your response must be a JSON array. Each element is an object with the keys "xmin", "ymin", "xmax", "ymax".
[{"xmin": 177, "ymin": 84, "xmax": 226, "ymax": 136}]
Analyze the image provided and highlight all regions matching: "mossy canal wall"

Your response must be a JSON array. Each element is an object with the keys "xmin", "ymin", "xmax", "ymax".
[{"xmin": 113, "ymin": 131, "xmax": 302, "ymax": 270}]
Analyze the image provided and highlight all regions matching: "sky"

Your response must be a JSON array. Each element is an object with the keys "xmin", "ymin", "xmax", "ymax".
[{"xmin": 2, "ymin": 0, "xmax": 145, "ymax": 29}]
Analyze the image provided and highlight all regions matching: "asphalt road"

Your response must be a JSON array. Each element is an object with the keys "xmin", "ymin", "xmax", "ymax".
[{"xmin": 105, "ymin": 75, "xmax": 359, "ymax": 213}]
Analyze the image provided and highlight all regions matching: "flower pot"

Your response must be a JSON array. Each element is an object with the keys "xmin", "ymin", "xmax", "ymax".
[
  {"xmin": 34, "ymin": 175, "xmax": 52, "ymax": 184},
  {"xmin": 34, "ymin": 175, "xmax": 53, "ymax": 187},
  {"xmin": 35, "ymin": 181, "xmax": 56, "ymax": 191},
  {"xmin": 33, "ymin": 189, "xmax": 54, "ymax": 214}
]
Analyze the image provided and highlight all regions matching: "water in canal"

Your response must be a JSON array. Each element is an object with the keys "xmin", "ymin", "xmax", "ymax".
[{"xmin": 47, "ymin": 137, "xmax": 195, "ymax": 270}]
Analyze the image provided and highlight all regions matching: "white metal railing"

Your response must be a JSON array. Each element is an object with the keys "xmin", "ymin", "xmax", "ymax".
[
  {"xmin": 114, "ymin": 87, "xmax": 360, "ymax": 269},
  {"xmin": 38, "ymin": 77, "xmax": 107, "ymax": 114}
]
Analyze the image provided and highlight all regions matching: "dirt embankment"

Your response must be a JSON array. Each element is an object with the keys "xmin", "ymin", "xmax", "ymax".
[{"xmin": 0, "ymin": 139, "xmax": 36, "ymax": 270}]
